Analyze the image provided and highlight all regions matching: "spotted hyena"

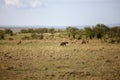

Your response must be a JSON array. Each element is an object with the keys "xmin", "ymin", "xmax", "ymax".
[{"xmin": 60, "ymin": 42, "xmax": 68, "ymax": 46}]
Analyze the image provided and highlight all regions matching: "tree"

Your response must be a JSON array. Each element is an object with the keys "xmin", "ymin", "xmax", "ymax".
[
  {"xmin": 0, "ymin": 30, "xmax": 5, "ymax": 40},
  {"xmin": 28, "ymin": 28, "xmax": 34, "ymax": 33},
  {"xmin": 5, "ymin": 29, "xmax": 13, "ymax": 36},
  {"xmin": 48, "ymin": 28, "xmax": 55, "ymax": 39},
  {"xmin": 84, "ymin": 27, "xmax": 95, "ymax": 39},
  {"xmin": 77, "ymin": 29, "xmax": 83, "ymax": 40},
  {"xmin": 20, "ymin": 28, "xmax": 34, "ymax": 33},
  {"xmin": 49, "ymin": 28, "xmax": 55, "ymax": 34},
  {"xmin": 109, "ymin": 27, "xmax": 120, "ymax": 37},
  {"xmin": 93, "ymin": 24, "xmax": 109, "ymax": 39},
  {"xmin": 41, "ymin": 28, "xmax": 48, "ymax": 33},
  {"xmin": 35, "ymin": 28, "xmax": 48, "ymax": 34},
  {"xmin": 66, "ymin": 27, "xmax": 79, "ymax": 39},
  {"xmin": 106, "ymin": 26, "xmax": 120, "ymax": 43},
  {"xmin": 39, "ymin": 33, "xmax": 44, "ymax": 40},
  {"xmin": 21, "ymin": 29, "xmax": 28, "ymax": 33}
]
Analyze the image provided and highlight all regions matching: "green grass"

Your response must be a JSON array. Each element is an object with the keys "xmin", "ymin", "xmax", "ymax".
[{"xmin": 0, "ymin": 34, "xmax": 120, "ymax": 80}]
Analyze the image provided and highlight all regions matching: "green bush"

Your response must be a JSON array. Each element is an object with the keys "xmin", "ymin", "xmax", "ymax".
[{"xmin": 31, "ymin": 33, "xmax": 44, "ymax": 40}]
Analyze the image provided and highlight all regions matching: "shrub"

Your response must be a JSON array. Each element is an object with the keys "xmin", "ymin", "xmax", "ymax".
[
  {"xmin": 4, "ymin": 29, "xmax": 13, "ymax": 36},
  {"xmin": 103, "ymin": 27, "xmax": 120, "ymax": 43},
  {"xmin": 9, "ymin": 38, "xmax": 14, "ymax": 40},
  {"xmin": 0, "ymin": 30, "xmax": 5, "ymax": 40},
  {"xmin": 31, "ymin": 33, "xmax": 38, "ymax": 39},
  {"xmin": 21, "ymin": 36, "xmax": 30, "ymax": 40},
  {"xmin": 66, "ymin": 27, "xmax": 79, "ymax": 39},
  {"xmin": 39, "ymin": 33, "xmax": 44, "ymax": 40},
  {"xmin": 31, "ymin": 33, "xmax": 44, "ymax": 40}
]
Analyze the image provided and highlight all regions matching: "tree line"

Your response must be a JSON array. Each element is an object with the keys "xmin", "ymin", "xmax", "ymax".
[
  {"xmin": 66, "ymin": 24, "xmax": 120, "ymax": 43},
  {"xmin": 0, "ymin": 24, "xmax": 120, "ymax": 43},
  {"xmin": 20, "ymin": 28, "xmax": 56, "ymax": 34}
]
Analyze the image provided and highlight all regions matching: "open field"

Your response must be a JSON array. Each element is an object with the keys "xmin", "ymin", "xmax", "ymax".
[{"xmin": 0, "ymin": 37, "xmax": 120, "ymax": 80}]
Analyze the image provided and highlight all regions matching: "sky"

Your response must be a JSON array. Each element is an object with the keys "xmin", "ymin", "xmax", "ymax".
[{"xmin": 0, "ymin": 0, "xmax": 120, "ymax": 28}]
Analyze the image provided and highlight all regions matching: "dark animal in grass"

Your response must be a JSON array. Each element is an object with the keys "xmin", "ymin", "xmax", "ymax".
[
  {"xmin": 7, "ymin": 66, "xmax": 14, "ymax": 70},
  {"xmin": 81, "ymin": 40, "xmax": 89, "ymax": 44},
  {"xmin": 82, "ymin": 40, "xmax": 86, "ymax": 44},
  {"xmin": 17, "ymin": 40, "xmax": 21, "ymax": 45},
  {"xmin": 60, "ymin": 42, "xmax": 68, "ymax": 46}
]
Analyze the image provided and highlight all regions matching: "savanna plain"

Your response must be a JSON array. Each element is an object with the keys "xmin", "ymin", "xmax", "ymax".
[{"xmin": 0, "ymin": 33, "xmax": 120, "ymax": 80}]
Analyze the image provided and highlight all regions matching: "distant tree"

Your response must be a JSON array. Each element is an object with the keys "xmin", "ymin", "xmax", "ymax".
[
  {"xmin": 77, "ymin": 29, "xmax": 83, "ymax": 40},
  {"xmin": 93, "ymin": 24, "xmax": 109, "ymax": 39},
  {"xmin": 84, "ymin": 27, "xmax": 95, "ymax": 39},
  {"xmin": 49, "ymin": 28, "xmax": 55, "ymax": 34},
  {"xmin": 0, "ymin": 30, "xmax": 5, "ymax": 40},
  {"xmin": 35, "ymin": 28, "xmax": 48, "ymax": 33},
  {"xmin": 109, "ymin": 27, "xmax": 120, "ymax": 37},
  {"xmin": 41, "ymin": 28, "xmax": 48, "ymax": 33},
  {"xmin": 106, "ymin": 26, "xmax": 120, "ymax": 43},
  {"xmin": 28, "ymin": 28, "xmax": 34, "ymax": 33},
  {"xmin": 20, "ymin": 28, "xmax": 34, "ymax": 33},
  {"xmin": 21, "ymin": 36, "xmax": 30, "ymax": 40},
  {"xmin": 20, "ymin": 29, "xmax": 28, "ymax": 33},
  {"xmin": 5, "ymin": 29, "xmax": 13, "ymax": 36},
  {"xmin": 66, "ymin": 27, "xmax": 79, "ymax": 39},
  {"xmin": 48, "ymin": 28, "xmax": 55, "ymax": 39},
  {"xmin": 56, "ymin": 29, "xmax": 64, "ymax": 33},
  {"xmin": 39, "ymin": 33, "xmax": 44, "ymax": 40}
]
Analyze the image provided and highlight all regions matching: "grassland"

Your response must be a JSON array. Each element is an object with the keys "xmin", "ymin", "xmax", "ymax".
[{"xmin": 0, "ymin": 33, "xmax": 120, "ymax": 80}]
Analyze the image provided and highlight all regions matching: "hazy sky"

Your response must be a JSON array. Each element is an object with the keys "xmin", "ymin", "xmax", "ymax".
[{"xmin": 0, "ymin": 0, "xmax": 120, "ymax": 27}]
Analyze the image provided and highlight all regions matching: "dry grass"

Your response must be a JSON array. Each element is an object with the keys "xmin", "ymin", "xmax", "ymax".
[{"xmin": 0, "ymin": 39, "xmax": 120, "ymax": 80}]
